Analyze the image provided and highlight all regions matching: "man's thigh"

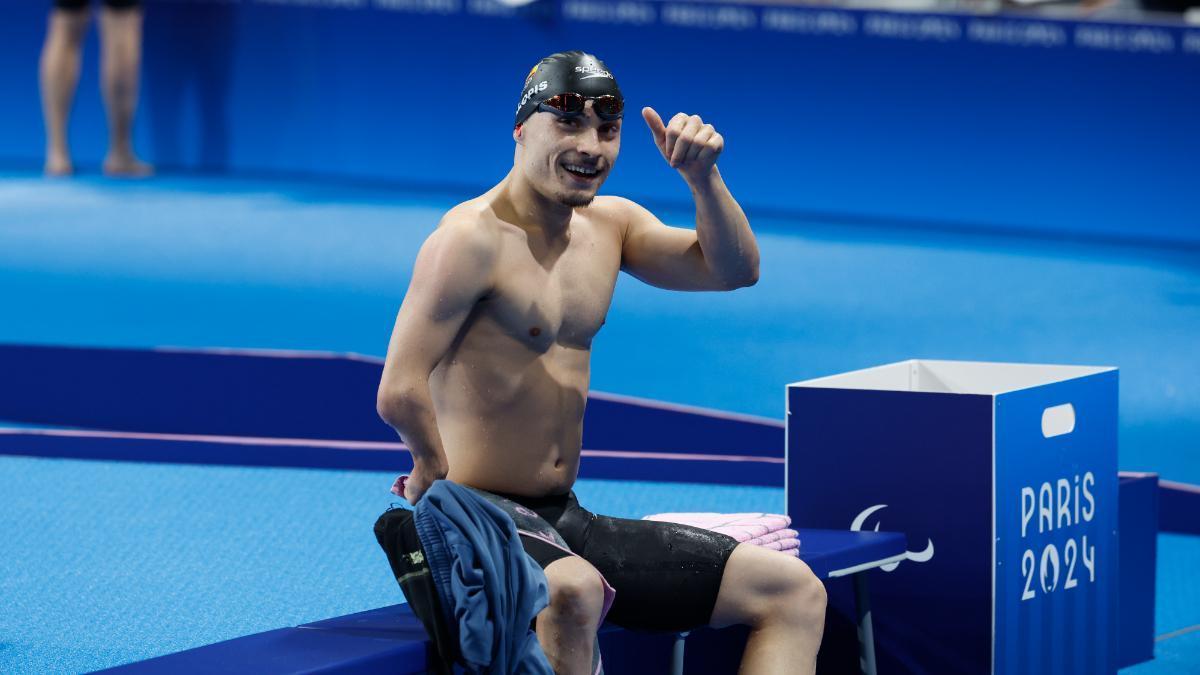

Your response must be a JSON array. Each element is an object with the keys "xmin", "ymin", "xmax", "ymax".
[
  {"xmin": 568, "ymin": 512, "xmax": 740, "ymax": 633},
  {"xmin": 519, "ymin": 531, "xmax": 574, "ymax": 568}
]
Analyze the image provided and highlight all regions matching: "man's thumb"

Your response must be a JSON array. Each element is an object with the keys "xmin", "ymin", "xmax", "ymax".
[{"xmin": 642, "ymin": 107, "xmax": 666, "ymax": 147}]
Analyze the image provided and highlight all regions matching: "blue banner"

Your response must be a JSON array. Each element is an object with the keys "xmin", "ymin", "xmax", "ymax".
[
  {"xmin": 993, "ymin": 371, "xmax": 1118, "ymax": 674},
  {"xmin": 0, "ymin": 1, "xmax": 1197, "ymax": 245}
]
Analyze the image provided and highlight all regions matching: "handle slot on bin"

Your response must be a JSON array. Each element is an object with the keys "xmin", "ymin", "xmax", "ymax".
[{"xmin": 1041, "ymin": 403, "xmax": 1076, "ymax": 438}]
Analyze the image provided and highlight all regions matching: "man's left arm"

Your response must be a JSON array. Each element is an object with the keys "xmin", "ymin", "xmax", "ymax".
[{"xmin": 618, "ymin": 107, "xmax": 759, "ymax": 291}]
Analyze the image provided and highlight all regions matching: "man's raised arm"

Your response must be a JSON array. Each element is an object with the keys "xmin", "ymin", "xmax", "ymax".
[
  {"xmin": 376, "ymin": 217, "xmax": 496, "ymax": 504},
  {"xmin": 617, "ymin": 107, "xmax": 759, "ymax": 292}
]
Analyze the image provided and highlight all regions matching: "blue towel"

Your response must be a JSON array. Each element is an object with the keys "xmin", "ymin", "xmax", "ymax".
[{"xmin": 414, "ymin": 480, "xmax": 554, "ymax": 674}]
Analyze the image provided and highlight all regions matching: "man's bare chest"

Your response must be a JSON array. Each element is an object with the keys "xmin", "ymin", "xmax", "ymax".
[{"xmin": 479, "ymin": 235, "xmax": 621, "ymax": 351}]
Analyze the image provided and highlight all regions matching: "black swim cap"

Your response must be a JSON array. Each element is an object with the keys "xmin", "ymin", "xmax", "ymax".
[{"xmin": 514, "ymin": 51, "xmax": 622, "ymax": 128}]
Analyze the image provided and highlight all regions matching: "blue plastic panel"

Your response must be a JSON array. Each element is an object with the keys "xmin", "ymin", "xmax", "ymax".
[
  {"xmin": 0, "ymin": 344, "xmax": 783, "ymax": 462},
  {"xmin": 95, "ymin": 626, "xmax": 427, "ymax": 675},
  {"xmin": 788, "ymin": 385, "xmax": 995, "ymax": 673},
  {"xmin": 993, "ymin": 370, "xmax": 1119, "ymax": 675},
  {"xmin": 1117, "ymin": 472, "xmax": 1158, "ymax": 668}
]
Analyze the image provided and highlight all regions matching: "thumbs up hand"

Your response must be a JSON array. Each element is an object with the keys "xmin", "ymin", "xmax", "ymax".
[{"xmin": 642, "ymin": 106, "xmax": 724, "ymax": 183}]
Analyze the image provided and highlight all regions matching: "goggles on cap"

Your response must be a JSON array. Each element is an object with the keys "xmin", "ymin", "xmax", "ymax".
[{"xmin": 537, "ymin": 93, "xmax": 624, "ymax": 121}]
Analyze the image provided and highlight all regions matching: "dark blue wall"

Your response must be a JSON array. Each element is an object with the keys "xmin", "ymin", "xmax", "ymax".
[
  {"xmin": 3, "ymin": 0, "xmax": 1198, "ymax": 244},
  {"xmin": 1117, "ymin": 472, "xmax": 1158, "ymax": 669},
  {"xmin": 0, "ymin": 344, "xmax": 786, "ymax": 484}
]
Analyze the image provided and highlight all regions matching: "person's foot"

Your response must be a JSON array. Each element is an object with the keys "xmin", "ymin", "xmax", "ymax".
[
  {"xmin": 103, "ymin": 152, "xmax": 154, "ymax": 178},
  {"xmin": 44, "ymin": 151, "xmax": 74, "ymax": 177}
]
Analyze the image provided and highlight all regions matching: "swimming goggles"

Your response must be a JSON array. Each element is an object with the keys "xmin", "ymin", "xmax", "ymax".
[{"xmin": 537, "ymin": 93, "xmax": 624, "ymax": 121}]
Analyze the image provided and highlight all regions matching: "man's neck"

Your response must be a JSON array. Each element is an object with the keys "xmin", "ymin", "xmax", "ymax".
[{"xmin": 501, "ymin": 169, "xmax": 573, "ymax": 241}]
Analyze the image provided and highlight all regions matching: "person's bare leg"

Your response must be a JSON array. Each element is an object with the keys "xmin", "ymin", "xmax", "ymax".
[
  {"xmin": 708, "ymin": 544, "xmax": 827, "ymax": 675},
  {"xmin": 40, "ymin": 8, "xmax": 91, "ymax": 176},
  {"xmin": 99, "ymin": 5, "xmax": 152, "ymax": 177},
  {"xmin": 536, "ymin": 556, "xmax": 605, "ymax": 675}
]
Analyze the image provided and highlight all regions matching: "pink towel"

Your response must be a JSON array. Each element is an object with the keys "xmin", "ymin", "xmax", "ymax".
[
  {"xmin": 643, "ymin": 512, "xmax": 800, "ymax": 555},
  {"xmin": 644, "ymin": 513, "xmax": 794, "ymax": 545},
  {"xmin": 761, "ymin": 537, "xmax": 801, "ymax": 552},
  {"xmin": 751, "ymin": 537, "xmax": 801, "ymax": 557},
  {"xmin": 746, "ymin": 529, "xmax": 799, "ymax": 547}
]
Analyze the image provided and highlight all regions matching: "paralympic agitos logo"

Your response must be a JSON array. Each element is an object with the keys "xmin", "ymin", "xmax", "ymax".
[{"xmin": 850, "ymin": 504, "xmax": 935, "ymax": 572}]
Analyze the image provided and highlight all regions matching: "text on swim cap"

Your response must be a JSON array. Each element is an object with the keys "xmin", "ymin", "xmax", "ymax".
[
  {"xmin": 574, "ymin": 65, "xmax": 613, "ymax": 79},
  {"xmin": 517, "ymin": 80, "xmax": 550, "ymax": 113}
]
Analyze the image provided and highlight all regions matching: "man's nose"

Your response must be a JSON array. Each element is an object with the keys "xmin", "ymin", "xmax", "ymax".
[{"xmin": 576, "ymin": 127, "xmax": 602, "ymax": 157}]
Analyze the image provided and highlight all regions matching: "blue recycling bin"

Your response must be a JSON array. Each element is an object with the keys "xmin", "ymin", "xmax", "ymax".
[{"xmin": 787, "ymin": 360, "xmax": 1118, "ymax": 674}]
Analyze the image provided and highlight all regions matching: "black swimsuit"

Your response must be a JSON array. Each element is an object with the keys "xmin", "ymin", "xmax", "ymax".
[{"xmin": 486, "ymin": 488, "xmax": 741, "ymax": 633}]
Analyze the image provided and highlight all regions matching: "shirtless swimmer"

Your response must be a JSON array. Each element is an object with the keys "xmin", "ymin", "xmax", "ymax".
[{"xmin": 377, "ymin": 51, "xmax": 826, "ymax": 675}]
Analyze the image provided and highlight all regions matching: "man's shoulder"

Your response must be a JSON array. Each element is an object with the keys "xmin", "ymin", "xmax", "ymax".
[
  {"xmin": 432, "ymin": 201, "xmax": 502, "ymax": 243},
  {"xmin": 586, "ymin": 195, "xmax": 641, "ymax": 228},
  {"xmin": 422, "ymin": 202, "xmax": 503, "ymax": 265},
  {"xmin": 587, "ymin": 195, "xmax": 660, "ymax": 238},
  {"xmin": 589, "ymin": 194, "xmax": 636, "ymax": 215},
  {"xmin": 439, "ymin": 196, "xmax": 494, "ymax": 227}
]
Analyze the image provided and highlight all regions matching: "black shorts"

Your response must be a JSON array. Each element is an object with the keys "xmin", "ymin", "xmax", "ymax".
[
  {"xmin": 54, "ymin": 0, "xmax": 140, "ymax": 10},
  {"xmin": 490, "ymin": 489, "xmax": 741, "ymax": 633}
]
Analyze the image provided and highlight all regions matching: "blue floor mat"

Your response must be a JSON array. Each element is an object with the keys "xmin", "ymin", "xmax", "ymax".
[
  {"xmin": 0, "ymin": 172, "xmax": 1195, "ymax": 672},
  {"xmin": 0, "ymin": 456, "xmax": 782, "ymax": 674}
]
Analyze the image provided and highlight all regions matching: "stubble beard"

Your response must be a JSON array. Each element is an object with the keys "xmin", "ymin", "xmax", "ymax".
[
  {"xmin": 559, "ymin": 191, "xmax": 596, "ymax": 208},
  {"xmin": 556, "ymin": 174, "xmax": 602, "ymax": 208}
]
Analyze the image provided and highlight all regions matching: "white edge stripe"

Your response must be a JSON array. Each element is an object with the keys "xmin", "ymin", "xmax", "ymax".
[
  {"xmin": 583, "ymin": 449, "xmax": 783, "ymax": 463},
  {"xmin": 1156, "ymin": 624, "xmax": 1200, "ymax": 642},
  {"xmin": 1160, "ymin": 479, "xmax": 1200, "ymax": 494},
  {"xmin": 826, "ymin": 553, "xmax": 908, "ymax": 578},
  {"xmin": 152, "ymin": 345, "xmax": 385, "ymax": 364},
  {"xmin": 0, "ymin": 427, "xmax": 783, "ymax": 462},
  {"xmin": 588, "ymin": 390, "xmax": 783, "ymax": 427},
  {"xmin": 0, "ymin": 427, "xmax": 407, "ymax": 450}
]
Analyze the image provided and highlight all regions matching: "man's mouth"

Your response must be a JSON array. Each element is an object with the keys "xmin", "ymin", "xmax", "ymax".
[{"xmin": 562, "ymin": 162, "xmax": 601, "ymax": 182}]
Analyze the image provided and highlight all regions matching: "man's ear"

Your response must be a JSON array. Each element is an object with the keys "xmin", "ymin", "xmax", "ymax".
[{"xmin": 513, "ymin": 124, "xmax": 523, "ymax": 144}]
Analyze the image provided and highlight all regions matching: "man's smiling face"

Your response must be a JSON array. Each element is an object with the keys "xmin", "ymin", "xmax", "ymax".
[{"xmin": 514, "ymin": 101, "xmax": 622, "ymax": 208}]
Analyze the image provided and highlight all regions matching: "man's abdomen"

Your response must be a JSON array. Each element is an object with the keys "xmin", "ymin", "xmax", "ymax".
[{"xmin": 432, "ymin": 345, "xmax": 589, "ymax": 497}]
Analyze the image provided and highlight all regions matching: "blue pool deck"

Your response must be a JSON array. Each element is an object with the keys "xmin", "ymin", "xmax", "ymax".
[{"xmin": 0, "ymin": 172, "xmax": 1197, "ymax": 672}]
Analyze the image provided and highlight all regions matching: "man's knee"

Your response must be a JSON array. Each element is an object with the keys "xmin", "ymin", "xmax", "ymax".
[
  {"xmin": 543, "ymin": 556, "xmax": 605, "ymax": 628},
  {"xmin": 769, "ymin": 560, "xmax": 827, "ymax": 628},
  {"xmin": 50, "ymin": 10, "xmax": 91, "ymax": 44}
]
